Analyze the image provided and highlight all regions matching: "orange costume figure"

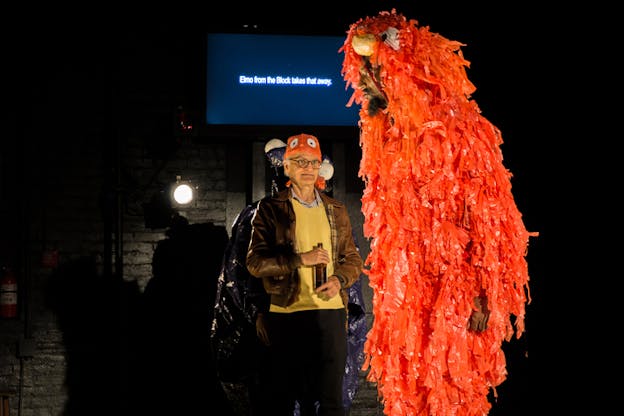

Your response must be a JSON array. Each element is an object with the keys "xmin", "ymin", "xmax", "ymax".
[{"xmin": 340, "ymin": 10, "xmax": 538, "ymax": 416}]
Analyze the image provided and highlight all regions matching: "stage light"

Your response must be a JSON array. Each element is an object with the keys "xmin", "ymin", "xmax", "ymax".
[{"xmin": 171, "ymin": 176, "xmax": 194, "ymax": 205}]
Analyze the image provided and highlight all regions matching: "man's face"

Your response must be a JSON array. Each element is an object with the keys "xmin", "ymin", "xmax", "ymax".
[{"xmin": 284, "ymin": 154, "xmax": 321, "ymax": 187}]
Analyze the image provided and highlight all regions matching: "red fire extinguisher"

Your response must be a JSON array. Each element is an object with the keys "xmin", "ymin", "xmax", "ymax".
[{"xmin": 0, "ymin": 267, "xmax": 18, "ymax": 318}]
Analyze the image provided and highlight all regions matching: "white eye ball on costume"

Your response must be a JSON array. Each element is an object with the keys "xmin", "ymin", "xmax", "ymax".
[
  {"xmin": 306, "ymin": 137, "xmax": 317, "ymax": 148},
  {"xmin": 382, "ymin": 27, "xmax": 400, "ymax": 50},
  {"xmin": 290, "ymin": 138, "xmax": 299, "ymax": 148}
]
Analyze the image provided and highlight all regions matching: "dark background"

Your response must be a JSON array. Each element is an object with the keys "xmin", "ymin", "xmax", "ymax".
[{"xmin": 2, "ymin": 1, "xmax": 590, "ymax": 413}]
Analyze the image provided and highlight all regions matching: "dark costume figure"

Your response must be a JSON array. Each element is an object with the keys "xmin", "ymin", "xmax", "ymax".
[
  {"xmin": 140, "ymin": 215, "xmax": 234, "ymax": 415},
  {"xmin": 211, "ymin": 140, "xmax": 368, "ymax": 415}
]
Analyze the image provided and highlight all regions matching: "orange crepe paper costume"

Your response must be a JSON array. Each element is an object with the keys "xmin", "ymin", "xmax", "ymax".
[{"xmin": 340, "ymin": 10, "xmax": 538, "ymax": 416}]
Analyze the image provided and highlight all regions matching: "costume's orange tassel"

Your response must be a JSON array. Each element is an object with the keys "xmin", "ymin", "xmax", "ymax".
[
  {"xmin": 285, "ymin": 177, "xmax": 326, "ymax": 190},
  {"xmin": 341, "ymin": 10, "xmax": 538, "ymax": 416}
]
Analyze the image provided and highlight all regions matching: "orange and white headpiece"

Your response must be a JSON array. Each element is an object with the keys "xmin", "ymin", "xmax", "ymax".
[
  {"xmin": 284, "ymin": 133, "xmax": 322, "ymax": 161},
  {"xmin": 284, "ymin": 133, "xmax": 328, "ymax": 190}
]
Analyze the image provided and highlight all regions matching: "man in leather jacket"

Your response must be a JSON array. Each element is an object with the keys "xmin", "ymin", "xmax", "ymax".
[{"xmin": 246, "ymin": 133, "xmax": 363, "ymax": 416}]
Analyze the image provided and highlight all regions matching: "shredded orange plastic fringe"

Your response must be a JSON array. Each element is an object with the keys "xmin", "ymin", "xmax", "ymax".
[{"xmin": 341, "ymin": 10, "xmax": 538, "ymax": 416}]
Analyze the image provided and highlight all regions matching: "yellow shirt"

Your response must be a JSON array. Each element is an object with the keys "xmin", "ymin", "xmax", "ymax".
[{"xmin": 269, "ymin": 198, "xmax": 344, "ymax": 312}]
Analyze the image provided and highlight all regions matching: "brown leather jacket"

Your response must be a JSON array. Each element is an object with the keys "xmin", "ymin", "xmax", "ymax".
[{"xmin": 246, "ymin": 189, "xmax": 363, "ymax": 310}]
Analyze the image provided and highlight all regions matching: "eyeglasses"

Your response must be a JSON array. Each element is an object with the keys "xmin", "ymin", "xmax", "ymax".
[{"xmin": 288, "ymin": 158, "xmax": 322, "ymax": 169}]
